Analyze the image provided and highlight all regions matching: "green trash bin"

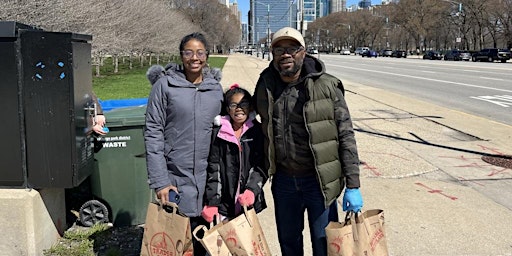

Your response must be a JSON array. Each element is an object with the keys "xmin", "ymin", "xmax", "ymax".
[{"xmin": 83, "ymin": 105, "xmax": 154, "ymax": 227}]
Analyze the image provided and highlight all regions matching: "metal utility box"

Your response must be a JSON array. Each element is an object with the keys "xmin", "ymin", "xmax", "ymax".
[{"xmin": 0, "ymin": 21, "xmax": 95, "ymax": 188}]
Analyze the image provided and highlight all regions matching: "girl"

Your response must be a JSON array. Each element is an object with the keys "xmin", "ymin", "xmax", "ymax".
[{"xmin": 202, "ymin": 84, "xmax": 268, "ymax": 222}]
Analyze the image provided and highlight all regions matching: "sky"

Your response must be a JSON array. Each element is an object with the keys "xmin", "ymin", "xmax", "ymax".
[{"xmin": 235, "ymin": 0, "xmax": 382, "ymax": 23}]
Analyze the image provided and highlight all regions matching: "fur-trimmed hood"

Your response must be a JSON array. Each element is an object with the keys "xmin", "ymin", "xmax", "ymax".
[{"xmin": 146, "ymin": 62, "xmax": 222, "ymax": 86}]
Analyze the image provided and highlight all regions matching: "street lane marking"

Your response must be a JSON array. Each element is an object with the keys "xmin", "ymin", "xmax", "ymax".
[
  {"xmin": 470, "ymin": 95, "xmax": 512, "ymax": 107},
  {"xmin": 331, "ymin": 64, "xmax": 512, "ymax": 93},
  {"xmin": 479, "ymin": 77, "xmax": 504, "ymax": 81},
  {"xmin": 421, "ymin": 71, "xmax": 436, "ymax": 73}
]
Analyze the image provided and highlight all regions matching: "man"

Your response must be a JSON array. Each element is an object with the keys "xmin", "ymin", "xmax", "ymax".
[{"xmin": 253, "ymin": 27, "xmax": 363, "ymax": 256}]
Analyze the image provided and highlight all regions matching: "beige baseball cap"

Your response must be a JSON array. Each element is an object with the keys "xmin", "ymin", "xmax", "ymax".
[{"xmin": 271, "ymin": 27, "xmax": 305, "ymax": 48}]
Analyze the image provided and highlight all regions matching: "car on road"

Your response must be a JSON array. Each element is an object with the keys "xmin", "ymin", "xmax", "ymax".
[
  {"xmin": 391, "ymin": 50, "xmax": 407, "ymax": 58},
  {"xmin": 423, "ymin": 50, "xmax": 443, "ymax": 60},
  {"xmin": 380, "ymin": 49, "xmax": 393, "ymax": 57},
  {"xmin": 307, "ymin": 48, "xmax": 319, "ymax": 54},
  {"xmin": 471, "ymin": 48, "xmax": 511, "ymax": 63},
  {"xmin": 361, "ymin": 49, "xmax": 378, "ymax": 58},
  {"xmin": 340, "ymin": 49, "xmax": 351, "ymax": 55},
  {"xmin": 443, "ymin": 50, "xmax": 471, "ymax": 61},
  {"xmin": 355, "ymin": 47, "xmax": 370, "ymax": 55}
]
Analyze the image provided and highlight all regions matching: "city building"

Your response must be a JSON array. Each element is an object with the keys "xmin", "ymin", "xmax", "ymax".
[{"xmin": 250, "ymin": 0, "xmax": 297, "ymax": 47}]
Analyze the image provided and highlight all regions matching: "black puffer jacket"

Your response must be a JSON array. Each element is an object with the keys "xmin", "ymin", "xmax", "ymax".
[{"xmin": 204, "ymin": 114, "xmax": 267, "ymax": 217}]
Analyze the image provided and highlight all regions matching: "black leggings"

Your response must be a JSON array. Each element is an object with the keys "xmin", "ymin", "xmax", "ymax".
[{"xmin": 189, "ymin": 216, "xmax": 209, "ymax": 256}]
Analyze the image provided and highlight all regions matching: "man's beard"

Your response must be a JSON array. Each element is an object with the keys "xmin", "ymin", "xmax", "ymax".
[{"xmin": 277, "ymin": 58, "xmax": 303, "ymax": 77}]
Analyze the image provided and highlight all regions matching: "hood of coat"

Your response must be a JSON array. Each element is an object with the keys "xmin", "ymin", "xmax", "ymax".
[
  {"xmin": 146, "ymin": 62, "xmax": 222, "ymax": 86},
  {"xmin": 217, "ymin": 112, "xmax": 256, "ymax": 145}
]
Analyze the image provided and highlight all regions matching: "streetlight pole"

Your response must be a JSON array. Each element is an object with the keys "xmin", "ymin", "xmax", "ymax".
[
  {"xmin": 266, "ymin": 3, "xmax": 270, "ymax": 61},
  {"xmin": 254, "ymin": 1, "xmax": 271, "ymax": 61}
]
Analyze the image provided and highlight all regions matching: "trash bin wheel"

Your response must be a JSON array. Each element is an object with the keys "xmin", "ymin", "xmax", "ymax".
[{"xmin": 79, "ymin": 199, "xmax": 109, "ymax": 227}]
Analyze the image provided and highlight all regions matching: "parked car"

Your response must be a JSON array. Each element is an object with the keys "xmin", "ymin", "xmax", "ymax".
[
  {"xmin": 423, "ymin": 50, "xmax": 443, "ymax": 60},
  {"xmin": 443, "ymin": 50, "xmax": 471, "ymax": 61},
  {"xmin": 380, "ymin": 49, "xmax": 393, "ymax": 57},
  {"xmin": 361, "ymin": 50, "xmax": 378, "ymax": 58},
  {"xmin": 471, "ymin": 48, "xmax": 511, "ymax": 63},
  {"xmin": 361, "ymin": 50, "xmax": 379, "ymax": 58},
  {"xmin": 391, "ymin": 50, "xmax": 407, "ymax": 58},
  {"xmin": 307, "ymin": 48, "xmax": 319, "ymax": 54},
  {"xmin": 355, "ymin": 47, "xmax": 370, "ymax": 55},
  {"xmin": 340, "ymin": 49, "xmax": 351, "ymax": 55}
]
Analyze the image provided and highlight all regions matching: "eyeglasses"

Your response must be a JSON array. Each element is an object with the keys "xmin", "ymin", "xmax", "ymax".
[
  {"xmin": 181, "ymin": 50, "xmax": 207, "ymax": 59},
  {"xmin": 272, "ymin": 46, "xmax": 304, "ymax": 56},
  {"xmin": 228, "ymin": 101, "xmax": 250, "ymax": 110}
]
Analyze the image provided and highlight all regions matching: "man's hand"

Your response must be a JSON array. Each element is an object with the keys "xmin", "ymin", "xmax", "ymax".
[{"xmin": 342, "ymin": 188, "xmax": 363, "ymax": 212}]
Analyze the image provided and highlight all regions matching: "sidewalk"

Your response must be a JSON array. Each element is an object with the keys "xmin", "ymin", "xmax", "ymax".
[{"xmin": 220, "ymin": 53, "xmax": 512, "ymax": 256}]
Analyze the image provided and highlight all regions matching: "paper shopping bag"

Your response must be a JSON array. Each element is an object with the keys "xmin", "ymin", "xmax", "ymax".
[
  {"xmin": 192, "ymin": 217, "xmax": 232, "ymax": 256},
  {"xmin": 325, "ymin": 209, "xmax": 388, "ymax": 256},
  {"xmin": 140, "ymin": 202, "xmax": 194, "ymax": 256},
  {"xmin": 217, "ymin": 206, "xmax": 271, "ymax": 256}
]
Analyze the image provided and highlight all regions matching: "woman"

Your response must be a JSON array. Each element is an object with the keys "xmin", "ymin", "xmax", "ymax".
[{"xmin": 144, "ymin": 32, "xmax": 223, "ymax": 256}]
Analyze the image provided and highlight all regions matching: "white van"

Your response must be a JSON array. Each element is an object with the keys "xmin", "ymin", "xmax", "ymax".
[{"xmin": 355, "ymin": 47, "xmax": 370, "ymax": 55}]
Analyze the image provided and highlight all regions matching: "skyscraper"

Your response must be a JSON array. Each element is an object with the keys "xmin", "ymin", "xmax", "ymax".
[{"xmin": 251, "ymin": 0, "xmax": 297, "ymax": 47}]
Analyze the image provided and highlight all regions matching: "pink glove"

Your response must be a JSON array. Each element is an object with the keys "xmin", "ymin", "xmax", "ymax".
[
  {"xmin": 201, "ymin": 206, "xmax": 218, "ymax": 223},
  {"xmin": 237, "ymin": 190, "xmax": 255, "ymax": 207}
]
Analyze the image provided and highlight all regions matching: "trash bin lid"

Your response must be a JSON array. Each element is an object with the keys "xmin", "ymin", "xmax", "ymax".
[
  {"xmin": 100, "ymin": 98, "xmax": 148, "ymax": 112},
  {"xmin": 104, "ymin": 105, "xmax": 146, "ymax": 127}
]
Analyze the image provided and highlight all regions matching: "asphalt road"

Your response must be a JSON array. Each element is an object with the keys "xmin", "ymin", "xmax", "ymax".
[{"xmin": 318, "ymin": 54, "xmax": 512, "ymax": 126}]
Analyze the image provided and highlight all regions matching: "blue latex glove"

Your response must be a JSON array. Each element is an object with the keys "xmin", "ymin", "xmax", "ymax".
[{"xmin": 342, "ymin": 188, "xmax": 363, "ymax": 212}]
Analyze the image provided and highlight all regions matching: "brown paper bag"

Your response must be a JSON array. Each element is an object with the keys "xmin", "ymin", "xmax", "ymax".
[
  {"xmin": 192, "ymin": 217, "xmax": 232, "ymax": 256},
  {"xmin": 217, "ymin": 206, "xmax": 271, "ymax": 256},
  {"xmin": 140, "ymin": 202, "xmax": 194, "ymax": 256},
  {"xmin": 325, "ymin": 209, "xmax": 388, "ymax": 256}
]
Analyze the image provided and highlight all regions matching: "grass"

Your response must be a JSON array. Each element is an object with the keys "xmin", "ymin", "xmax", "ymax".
[
  {"xmin": 43, "ymin": 223, "xmax": 110, "ymax": 256},
  {"xmin": 93, "ymin": 55, "xmax": 228, "ymax": 100}
]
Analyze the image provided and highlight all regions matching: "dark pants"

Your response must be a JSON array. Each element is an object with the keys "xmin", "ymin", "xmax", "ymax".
[
  {"xmin": 190, "ymin": 216, "xmax": 209, "ymax": 256},
  {"xmin": 272, "ymin": 171, "xmax": 338, "ymax": 256}
]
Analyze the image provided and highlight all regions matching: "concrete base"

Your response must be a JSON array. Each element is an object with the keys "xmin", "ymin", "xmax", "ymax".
[{"xmin": 0, "ymin": 188, "xmax": 66, "ymax": 256}]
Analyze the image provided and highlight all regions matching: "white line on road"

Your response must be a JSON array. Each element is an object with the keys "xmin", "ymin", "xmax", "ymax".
[
  {"xmin": 331, "ymin": 64, "xmax": 512, "ymax": 93},
  {"xmin": 479, "ymin": 77, "xmax": 504, "ymax": 81},
  {"xmin": 421, "ymin": 71, "xmax": 436, "ymax": 73}
]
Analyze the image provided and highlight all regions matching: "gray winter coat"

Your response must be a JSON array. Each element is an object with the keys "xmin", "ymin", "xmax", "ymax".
[{"xmin": 144, "ymin": 64, "xmax": 223, "ymax": 217}]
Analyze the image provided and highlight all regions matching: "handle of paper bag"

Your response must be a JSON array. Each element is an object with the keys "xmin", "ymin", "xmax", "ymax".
[
  {"xmin": 192, "ymin": 215, "xmax": 222, "ymax": 240},
  {"xmin": 242, "ymin": 205, "xmax": 253, "ymax": 227},
  {"xmin": 343, "ymin": 211, "xmax": 360, "ymax": 242},
  {"xmin": 337, "ymin": 198, "xmax": 362, "ymax": 242}
]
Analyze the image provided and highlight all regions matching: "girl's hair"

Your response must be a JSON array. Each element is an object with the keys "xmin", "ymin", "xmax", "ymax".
[
  {"xmin": 224, "ymin": 84, "xmax": 252, "ymax": 105},
  {"xmin": 221, "ymin": 84, "xmax": 252, "ymax": 116},
  {"xmin": 179, "ymin": 32, "xmax": 209, "ymax": 56}
]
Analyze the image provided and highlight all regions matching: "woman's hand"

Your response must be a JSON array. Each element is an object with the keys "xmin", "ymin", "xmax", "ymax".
[{"xmin": 156, "ymin": 185, "xmax": 178, "ymax": 205}]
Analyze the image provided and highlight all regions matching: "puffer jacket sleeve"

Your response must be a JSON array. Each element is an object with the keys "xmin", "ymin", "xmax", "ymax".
[
  {"xmin": 144, "ymin": 77, "xmax": 172, "ymax": 191},
  {"xmin": 205, "ymin": 127, "xmax": 222, "ymax": 206},
  {"xmin": 245, "ymin": 123, "xmax": 268, "ymax": 196},
  {"xmin": 334, "ymin": 80, "xmax": 361, "ymax": 188}
]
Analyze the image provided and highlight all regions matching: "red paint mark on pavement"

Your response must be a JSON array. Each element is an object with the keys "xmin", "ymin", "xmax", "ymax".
[
  {"xmin": 361, "ymin": 161, "xmax": 381, "ymax": 176},
  {"xmin": 454, "ymin": 162, "xmax": 492, "ymax": 168},
  {"xmin": 439, "ymin": 155, "xmax": 480, "ymax": 161},
  {"xmin": 415, "ymin": 182, "xmax": 458, "ymax": 200},
  {"xmin": 487, "ymin": 168, "xmax": 511, "ymax": 177},
  {"xmin": 361, "ymin": 151, "xmax": 411, "ymax": 161},
  {"xmin": 476, "ymin": 145, "xmax": 504, "ymax": 155},
  {"xmin": 457, "ymin": 176, "xmax": 485, "ymax": 186}
]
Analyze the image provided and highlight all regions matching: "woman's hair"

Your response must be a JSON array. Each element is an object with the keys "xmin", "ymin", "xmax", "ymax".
[
  {"xmin": 224, "ymin": 84, "xmax": 252, "ymax": 105},
  {"xmin": 179, "ymin": 32, "xmax": 209, "ymax": 55}
]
